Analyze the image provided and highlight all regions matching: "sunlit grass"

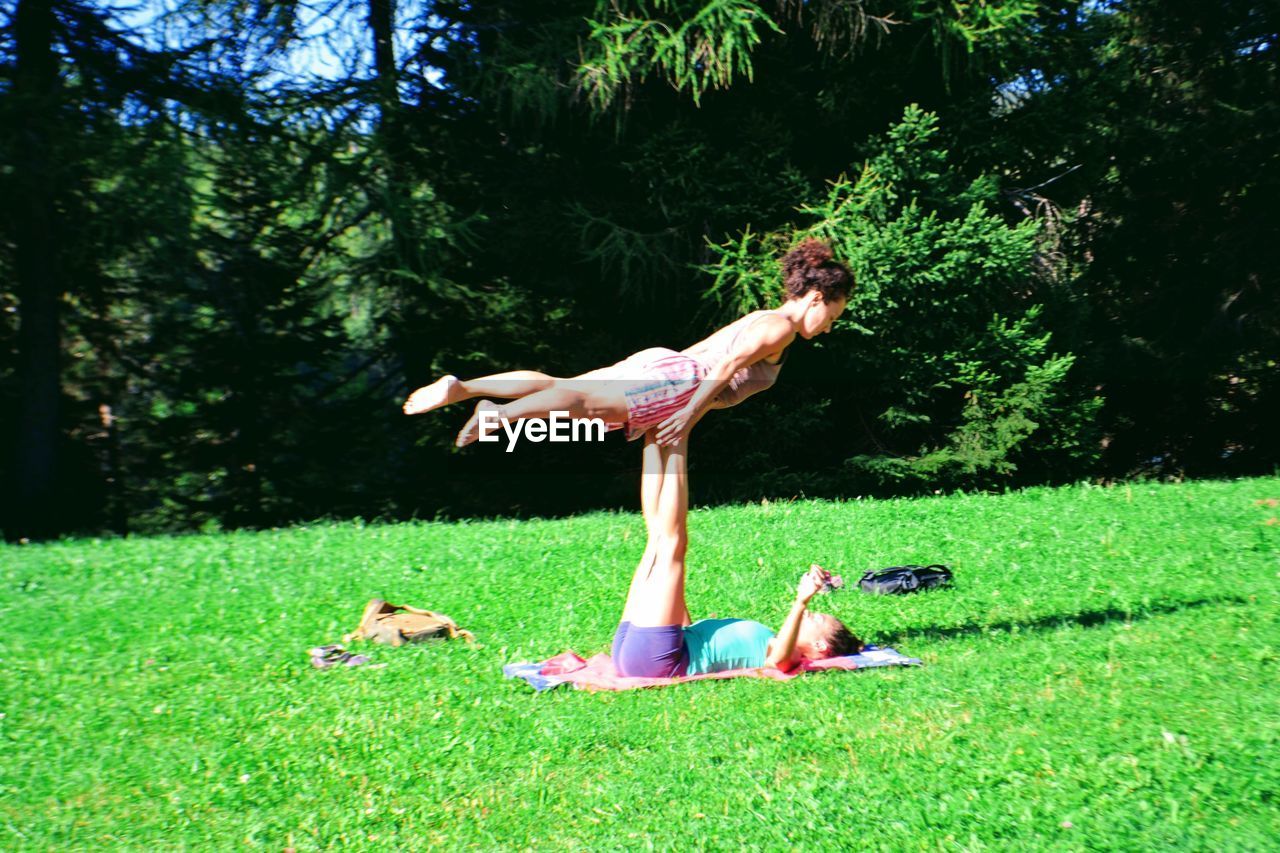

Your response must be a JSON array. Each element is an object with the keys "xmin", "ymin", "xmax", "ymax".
[{"xmin": 3, "ymin": 478, "xmax": 1278, "ymax": 847}]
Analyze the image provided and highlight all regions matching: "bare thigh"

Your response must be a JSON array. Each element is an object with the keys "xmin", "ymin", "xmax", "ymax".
[
  {"xmin": 621, "ymin": 546, "xmax": 687, "ymax": 627},
  {"xmin": 556, "ymin": 379, "xmax": 629, "ymax": 423}
]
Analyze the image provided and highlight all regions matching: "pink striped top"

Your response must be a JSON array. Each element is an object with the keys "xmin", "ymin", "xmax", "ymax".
[{"xmin": 682, "ymin": 310, "xmax": 789, "ymax": 409}]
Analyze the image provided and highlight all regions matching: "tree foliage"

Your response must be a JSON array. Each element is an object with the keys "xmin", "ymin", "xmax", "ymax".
[
  {"xmin": 705, "ymin": 106, "xmax": 1102, "ymax": 489},
  {"xmin": 0, "ymin": 0, "xmax": 1275, "ymax": 538}
]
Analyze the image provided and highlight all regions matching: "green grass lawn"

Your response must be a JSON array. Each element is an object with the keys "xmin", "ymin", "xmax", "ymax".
[{"xmin": 4, "ymin": 478, "xmax": 1279, "ymax": 849}]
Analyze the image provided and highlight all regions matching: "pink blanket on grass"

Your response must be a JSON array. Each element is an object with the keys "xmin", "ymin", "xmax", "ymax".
[{"xmin": 503, "ymin": 645, "xmax": 920, "ymax": 692}]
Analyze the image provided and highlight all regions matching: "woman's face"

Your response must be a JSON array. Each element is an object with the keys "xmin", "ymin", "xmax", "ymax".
[
  {"xmin": 795, "ymin": 610, "xmax": 841, "ymax": 660},
  {"xmin": 799, "ymin": 293, "xmax": 848, "ymax": 340}
]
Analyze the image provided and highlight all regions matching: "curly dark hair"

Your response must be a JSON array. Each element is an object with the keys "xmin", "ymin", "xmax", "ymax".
[
  {"xmin": 824, "ymin": 620, "xmax": 865, "ymax": 658},
  {"xmin": 781, "ymin": 238, "xmax": 853, "ymax": 304}
]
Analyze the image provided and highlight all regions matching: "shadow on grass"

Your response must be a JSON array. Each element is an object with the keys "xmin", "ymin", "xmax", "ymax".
[{"xmin": 878, "ymin": 595, "xmax": 1252, "ymax": 647}]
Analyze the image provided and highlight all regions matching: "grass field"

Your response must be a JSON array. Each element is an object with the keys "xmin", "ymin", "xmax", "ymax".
[{"xmin": 4, "ymin": 477, "xmax": 1279, "ymax": 849}]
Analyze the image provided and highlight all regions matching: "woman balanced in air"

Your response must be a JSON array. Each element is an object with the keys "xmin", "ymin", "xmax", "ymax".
[
  {"xmin": 402, "ymin": 239, "xmax": 852, "ymax": 447},
  {"xmin": 614, "ymin": 430, "xmax": 863, "ymax": 677}
]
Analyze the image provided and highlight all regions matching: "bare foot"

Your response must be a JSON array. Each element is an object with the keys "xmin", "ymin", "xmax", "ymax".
[
  {"xmin": 403, "ymin": 375, "xmax": 460, "ymax": 415},
  {"xmin": 456, "ymin": 400, "xmax": 501, "ymax": 447}
]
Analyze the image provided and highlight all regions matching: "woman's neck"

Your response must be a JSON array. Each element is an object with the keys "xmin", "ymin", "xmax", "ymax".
[{"xmin": 774, "ymin": 299, "xmax": 808, "ymax": 331}]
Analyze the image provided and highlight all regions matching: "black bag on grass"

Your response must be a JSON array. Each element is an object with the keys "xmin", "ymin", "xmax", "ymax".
[{"xmin": 859, "ymin": 564, "xmax": 953, "ymax": 595}]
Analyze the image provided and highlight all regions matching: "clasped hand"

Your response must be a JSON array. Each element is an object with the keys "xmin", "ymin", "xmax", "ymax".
[{"xmin": 796, "ymin": 564, "xmax": 832, "ymax": 604}]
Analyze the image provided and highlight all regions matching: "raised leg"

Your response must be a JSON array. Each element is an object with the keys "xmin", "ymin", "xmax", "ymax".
[
  {"xmin": 622, "ymin": 434, "xmax": 663, "ymax": 622},
  {"xmin": 636, "ymin": 434, "xmax": 693, "ymax": 626},
  {"xmin": 456, "ymin": 371, "xmax": 559, "ymax": 399},
  {"xmin": 619, "ymin": 439, "xmax": 690, "ymax": 627},
  {"xmin": 403, "ymin": 371, "xmax": 560, "ymax": 416},
  {"xmin": 455, "ymin": 380, "xmax": 630, "ymax": 447}
]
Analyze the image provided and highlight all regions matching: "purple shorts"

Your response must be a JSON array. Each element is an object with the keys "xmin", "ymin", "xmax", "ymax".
[{"xmin": 611, "ymin": 621, "xmax": 689, "ymax": 678}]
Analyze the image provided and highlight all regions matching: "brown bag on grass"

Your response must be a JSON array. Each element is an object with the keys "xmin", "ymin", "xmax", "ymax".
[{"xmin": 343, "ymin": 599, "xmax": 476, "ymax": 647}]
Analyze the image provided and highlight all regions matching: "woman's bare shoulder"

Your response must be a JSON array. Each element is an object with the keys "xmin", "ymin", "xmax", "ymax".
[
  {"xmin": 741, "ymin": 312, "xmax": 795, "ymax": 348},
  {"xmin": 752, "ymin": 310, "xmax": 794, "ymax": 334},
  {"xmin": 686, "ymin": 310, "xmax": 791, "ymax": 354}
]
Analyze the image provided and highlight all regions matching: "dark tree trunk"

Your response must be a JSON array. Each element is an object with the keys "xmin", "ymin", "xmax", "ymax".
[
  {"xmin": 368, "ymin": 0, "xmax": 414, "ymax": 260},
  {"xmin": 8, "ymin": 0, "xmax": 62, "ymax": 541},
  {"xmin": 367, "ymin": 0, "xmax": 433, "ymax": 417},
  {"xmin": 369, "ymin": 0, "xmax": 398, "ymax": 113},
  {"xmin": 97, "ymin": 404, "xmax": 128, "ymax": 536}
]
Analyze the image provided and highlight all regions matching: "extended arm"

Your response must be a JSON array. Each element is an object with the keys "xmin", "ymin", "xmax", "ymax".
[
  {"xmin": 764, "ymin": 565, "xmax": 830, "ymax": 671},
  {"xmin": 654, "ymin": 315, "xmax": 794, "ymax": 445}
]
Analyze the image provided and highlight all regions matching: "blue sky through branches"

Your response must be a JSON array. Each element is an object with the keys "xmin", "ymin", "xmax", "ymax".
[{"xmin": 96, "ymin": 0, "xmax": 444, "ymax": 91}]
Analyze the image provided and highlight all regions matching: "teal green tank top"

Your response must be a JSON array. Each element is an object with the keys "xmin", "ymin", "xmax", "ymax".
[{"xmin": 683, "ymin": 618, "xmax": 776, "ymax": 675}]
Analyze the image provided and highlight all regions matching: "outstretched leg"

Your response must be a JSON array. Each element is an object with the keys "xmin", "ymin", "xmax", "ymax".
[
  {"xmin": 403, "ymin": 371, "xmax": 560, "ymax": 416},
  {"xmin": 455, "ymin": 380, "xmax": 629, "ymax": 447}
]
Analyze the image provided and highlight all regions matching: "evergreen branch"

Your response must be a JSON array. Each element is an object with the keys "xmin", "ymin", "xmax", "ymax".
[{"xmin": 576, "ymin": 0, "xmax": 780, "ymax": 112}]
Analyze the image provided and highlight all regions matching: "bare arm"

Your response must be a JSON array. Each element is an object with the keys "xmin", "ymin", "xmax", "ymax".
[
  {"xmin": 655, "ymin": 315, "xmax": 794, "ymax": 445},
  {"xmin": 764, "ymin": 600, "xmax": 809, "ymax": 671},
  {"xmin": 764, "ymin": 566, "xmax": 830, "ymax": 670}
]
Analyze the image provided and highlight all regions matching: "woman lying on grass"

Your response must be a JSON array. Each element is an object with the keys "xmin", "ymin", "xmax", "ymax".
[
  {"xmin": 612, "ymin": 432, "xmax": 864, "ymax": 678},
  {"xmin": 402, "ymin": 238, "xmax": 852, "ymax": 448}
]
